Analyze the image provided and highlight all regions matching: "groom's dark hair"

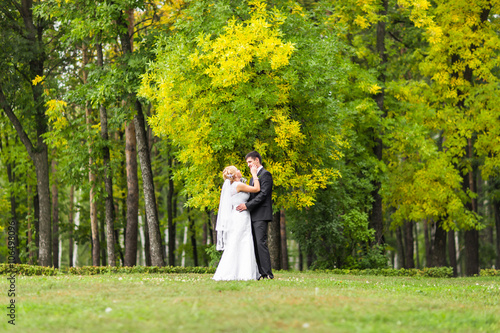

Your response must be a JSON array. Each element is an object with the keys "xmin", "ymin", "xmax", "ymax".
[{"xmin": 245, "ymin": 151, "xmax": 262, "ymax": 164}]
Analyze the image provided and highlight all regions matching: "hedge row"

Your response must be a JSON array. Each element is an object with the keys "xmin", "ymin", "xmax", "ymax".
[
  {"xmin": 478, "ymin": 268, "xmax": 500, "ymax": 277},
  {"xmin": 1, "ymin": 264, "xmax": 499, "ymax": 277},
  {"xmin": 68, "ymin": 265, "xmax": 216, "ymax": 275},
  {"xmin": 310, "ymin": 267, "xmax": 500, "ymax": 277},
  {"xmin": 309, "ymin": 267, "xmax": 455, "ymax": 278},
  {"xmin": 0, "ymin": 264, "xmax": 58, "ymax": 276},
  {"xmin": 0, "ymin": 264, "xmax": 215, "ymax": 276}
]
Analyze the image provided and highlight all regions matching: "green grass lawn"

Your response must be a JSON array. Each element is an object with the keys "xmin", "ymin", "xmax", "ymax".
[{"xmin": 1, "ymin": 271, "xmax": 499, "ymax": 332}]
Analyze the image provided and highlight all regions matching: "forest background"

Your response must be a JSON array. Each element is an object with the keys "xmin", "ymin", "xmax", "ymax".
[{"xmin": 1, "ymin": 0, "xmax": 500, "ymax": 277}]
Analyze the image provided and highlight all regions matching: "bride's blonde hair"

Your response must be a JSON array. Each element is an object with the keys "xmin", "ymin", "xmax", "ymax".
[{"xmin": 222, "ymin": 166, "xmax": 238, "ymax": 183}]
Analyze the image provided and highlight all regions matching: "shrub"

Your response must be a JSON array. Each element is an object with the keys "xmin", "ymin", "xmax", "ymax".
[
  {"xmin": 310, "ymin": 266, "xmax": 454, "ymax": 278},
  {"xmin": 0, "ymin": 264, "xmax": 58, "ymax": 276},
  {"xmin": 205, "ymin": 245, "xmax": 222, "ymax": 268},
  {"xmin": 479, "ymin": 268, "xmax": 500, "ymax": 277},
  {"xmin": 67, "ymin": 266, "xmax": 216, "ymax": 275}
]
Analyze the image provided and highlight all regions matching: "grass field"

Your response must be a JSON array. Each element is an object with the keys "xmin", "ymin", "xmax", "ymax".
[{"xmin": 1, "ymin": 271, "xmax": 499, "ymax": 332}]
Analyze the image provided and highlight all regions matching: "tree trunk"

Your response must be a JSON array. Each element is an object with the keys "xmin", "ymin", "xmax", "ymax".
[
  {"xmin": 115, "ymin": 229, "xmax": 125, "ymax": 266},
  {"xmin": 369, "ymin": 0, "xmax": 388, "ymax": 246},
  {"xmin": 268, "ymin": 212, "xmax": 281, "ymax": 270},
  {"xmin": 3, "ymin": 134, "xmax": 21, "ymax": 264},
  {"xmin": 27, "ymin": 182, "xmax": 34, "ymax": 264},
  {"xmin": 73, "ymin": 192, "xmax": 81, "ymax": 266},
  {"xmin": 298, "ymin": 243, "xmax": 303, "ymax": 271},
  {"xmin": 403, "ymin": 221, "xmax": 415, "ymax": 268},
  {"xmin": 116, "ymin": 8, "xmax": 163, "ymax": 267},
  {"xmin": 448, "ymin": 230, "xmax": 458, "ymax": 277},
  {"xmin": 51, "ymin": 159, "xmax": 59, "ymax": 268},
  {"xmin": 7, "ymin": 166, "xmax": 21, "ymax": 264},
  {"xmin": 494, "ymin": 198, "xmax": 500, "ymax": 270},
  {"xmin": 464, "ymin": 139, "xmax": 479, "ymax": 276},
  {"xmin": 133, "ymin": 100, "xmax": 164, "ymax": 267},
  {"xmin": 424, "ymin": 221, "xmax": 431, "ymax": 267},
  {"xmin": 306, "ymin": 247, "xmax": 315, "ymax": 269},
  {"xmin": 464, "ymin": 229, "xmax": 479, "ymax": 275},
  {"xmin": 395, "ymin": 227, "xmax": 405, "ymax": 269},
  {"xmin": 280, "ymin": 209, "xmax": 289, "ymax": 270},
  {"xmin": 208, "ymin": 210, "xmax": 215, "ymax": 247},
  {"xmin": 81, "ymin": 44, "xmax": 100, "ymax": 267},
  {"xmin": 100, "ymin": 215, "xmax": 107, "ymax": 266},
  {"xmin": 202, "ymin": 222, "xmax": 209, "ymax": 266},
  {"xmin": 124, "ymin": 120, "xmax": 139, "ymax": 267},
  {"xmin": 414, "ymin": 222, "xmax": 420, "ymax": 269},
  {"xmin": 144, "ymin": 214, "xmax": 152, "ymax": 266},
  {"xmin": 167, "ymin": 156, "xmax": 176, "ymax": 266},
  {"xmin": 34, "ymin": 153, "xmax": 50, "ymax": 266},
  {"xmin": 34, "ymin": 189, "xmax": 40, "ymax": 260},
  {"xmin": 188, "ymin": 206, "xmax": 198, "ymax": 266},
  {"xmin": 96, "ymin": 40, "xmax": 116, "ymax": 267},
  {"xmin": 431, "ymin": 221, "xmax": 447, "ymax": 267},
  {"xmin": 181, "ymin": 225, "xmax": 188, "ymax": 267},
  {"xmin": 69, "ymin": 185, "xmax": 74, "ymax": 267}
]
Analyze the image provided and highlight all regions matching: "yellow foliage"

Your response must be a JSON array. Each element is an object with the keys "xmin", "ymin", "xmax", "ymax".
[
  {"xmin": 369, "ymin": 84, "xmax": 381, "ymax": 95},
  {"xmin": 32, "ymin": 75, "xmax": 45, "ymax": 86},
  {"xmin": 354, "ymin": 15, "xmax": 370, "ymax": 29},
  {"xmin": 329, "ymin": 0, "xmax": 383, "ymax": 31},
  {"xmin": 45, "ymin": 99, "xmax": 69, "ymax": 148},
  {"xmin": 189, "ymin": 8, "xmax": 295, "ymax": 88},
  {"xmin": 140, "ymin": 0, "xmax": 340, "ymax": 210}
]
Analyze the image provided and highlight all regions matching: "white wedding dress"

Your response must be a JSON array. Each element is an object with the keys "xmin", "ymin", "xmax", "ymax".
[{"xmin": 213, "ymin": 181, "xmax": 260, "ymax": 281}]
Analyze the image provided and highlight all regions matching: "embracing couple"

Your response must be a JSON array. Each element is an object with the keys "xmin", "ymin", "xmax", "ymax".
[{"xmin": 213, "ymin": 151, "xmax": 274, "ymax": 281}]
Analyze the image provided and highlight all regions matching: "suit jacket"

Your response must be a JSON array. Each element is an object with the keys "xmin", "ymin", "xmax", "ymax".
[{"xmin": 246, "ymin": 167, "xmax": 273, "ymax": 222}]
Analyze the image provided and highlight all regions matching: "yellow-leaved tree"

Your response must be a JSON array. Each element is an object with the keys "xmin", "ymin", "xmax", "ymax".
[
  {"xmin": 389, "ymin": 0, "xmax": 500, "ymax": 275},
  {"xmin": 139, "ymin": 0, "xmax": 343, "ymax": 211}
]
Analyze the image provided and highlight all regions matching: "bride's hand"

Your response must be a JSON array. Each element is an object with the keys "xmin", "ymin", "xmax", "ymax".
[{"xmin": 250, "ymin": 164, "xmax": 258, "ymax": 176}]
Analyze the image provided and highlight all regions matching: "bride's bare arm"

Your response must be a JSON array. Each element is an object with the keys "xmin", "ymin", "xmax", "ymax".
[{"xmin": 236, "ymin": 180, "xmax": 260, "ymax": 193}]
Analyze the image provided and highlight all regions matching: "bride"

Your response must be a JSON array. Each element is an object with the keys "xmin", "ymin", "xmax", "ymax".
[{"xmin": 213, "ymin": 164, "xmax": 261, "ymax": 281}]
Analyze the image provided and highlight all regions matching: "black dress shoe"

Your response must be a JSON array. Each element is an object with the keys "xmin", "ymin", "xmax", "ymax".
[{"xmin": 258, "ymin": 275, "xmax": 267, "ymax": 280}]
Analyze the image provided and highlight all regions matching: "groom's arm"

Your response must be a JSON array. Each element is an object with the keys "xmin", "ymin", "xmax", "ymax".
[{"xmin": 245, "ymin": 171, "xmax": 272, "ymax": 211}]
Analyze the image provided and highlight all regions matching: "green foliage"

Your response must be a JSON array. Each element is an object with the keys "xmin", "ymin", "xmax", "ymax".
[
  {"xmin": 0, "ymin": 264, "xmax": 58, "ymax": 276},
  {"xmin": 67, "ymin": 265, "xmax": 216, "ymax": 275},
  {"xmin": 3, "ymin": 0, "xmax": 500, "ymax": 273},
  {"xmin": 355, "ymin": 244, "xmax": 390, "ymax": 269},
  {"xmin": 479, "ymin": 269, "xmax": 500, "ymax": 277},
  {"xmin": 204, "ymin": 244, "xmax": 222, "ymax": 268},
  {"xmin": 0, "ymin": 263, "xmax": 464, "ymax": 278},
  {"xmin": 311, "ymin": 266, "xmax": 454, "ymax": 278},
  {"xmin": 381, "ymin": 0, "xmax": 500, "ymax": 229},
  {"xmin": 287, "ymin": 172, "xmax": 375, "ymax": 269}
]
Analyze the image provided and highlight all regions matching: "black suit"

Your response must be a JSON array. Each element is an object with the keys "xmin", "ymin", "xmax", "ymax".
[{"xmin": 246, "ymin": 168, "xmax": 273, "ymax": 279}]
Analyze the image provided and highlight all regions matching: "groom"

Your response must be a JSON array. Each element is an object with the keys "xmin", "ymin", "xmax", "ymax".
[{"xmin": 236, "ymin": 151, "xmax": 274, "ymax": 280}]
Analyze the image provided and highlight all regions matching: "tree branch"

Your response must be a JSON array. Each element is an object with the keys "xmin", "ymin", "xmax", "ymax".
[
  {"xmin": 132, "ymin": 22, "xmax": 156, "ymax": 38},
  {"xmin": 0, "ymin": 82, "xmax": 35, "ymax": 157},
  {"xmin": 388, "ymin": 30, "xmax": 411, "ymax": 49}
]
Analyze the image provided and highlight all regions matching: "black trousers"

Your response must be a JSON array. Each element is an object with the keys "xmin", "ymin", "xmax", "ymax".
[{"xmin": 251, "ymin": 220, "xmax": 273, "ymax": 278}]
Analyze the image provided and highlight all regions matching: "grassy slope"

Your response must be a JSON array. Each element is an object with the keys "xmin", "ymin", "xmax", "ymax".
[{"xmin": 1, "ymin": 272, "xmax": 499, "ymax": 332}]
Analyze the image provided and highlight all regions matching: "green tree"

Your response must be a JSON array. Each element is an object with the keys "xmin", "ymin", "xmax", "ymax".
[{"xmin": 0, "ymin": 0, "xmax": 70, "ymax": 266}]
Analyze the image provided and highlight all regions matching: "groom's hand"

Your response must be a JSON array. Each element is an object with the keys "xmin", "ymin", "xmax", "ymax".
[{"xmin": 236, "ymin": 203, "xmax": 247, "ymax": 211}]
